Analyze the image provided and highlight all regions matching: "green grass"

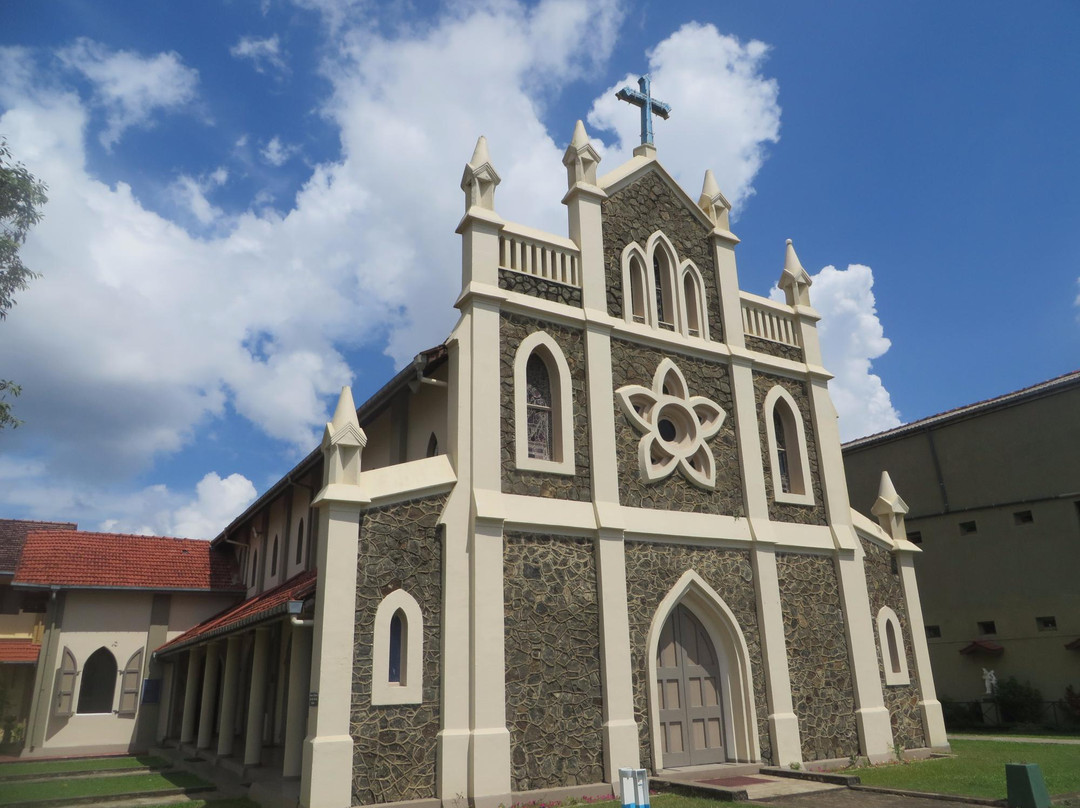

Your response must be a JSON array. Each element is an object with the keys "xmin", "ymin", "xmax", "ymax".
[
  {"xmin": 131, "ymin": 800, "xmax": 258, "ymax": 808},
  {"xmin": 951, "ymin": 729, "xmax": 1080, "ymax": 740},
  {"xmin": 0, "ymin": 756, "xmax": 168, "ymax": 778},
  {"xmin": 0, "ymin": 770, "xmax": 210, "ymax": 805},
  {"xmin": 651, "ymin": 794, "xmax": 754, "ymax": 808},
  {"xmin": 848, "ymin": 739, "xmax": 1080, "ymax": 799}
]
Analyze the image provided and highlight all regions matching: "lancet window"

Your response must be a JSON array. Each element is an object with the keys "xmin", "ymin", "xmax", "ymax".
[
  {"xmin": 526, "ymin": 354, "xmax": 553, "ymax": 461},
  {"xmin": 621, "ymin": 232, "xmax": 708, "ymax": 339},
  {"xmin": 372, "ymin": 590, "xmax": 423, "ymax": 705},
  {"xmin": 513, "ymin": 331, "xmax": 575, "ymax": 475},
  {"xmin": 764, "ymin": 385, "xmax": 815, "ymax": 506}
]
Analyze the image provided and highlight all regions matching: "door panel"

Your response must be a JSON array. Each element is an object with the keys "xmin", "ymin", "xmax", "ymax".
[{"xmin": 656, "ymin": 604, "xmax": 725, "ymax": 768}]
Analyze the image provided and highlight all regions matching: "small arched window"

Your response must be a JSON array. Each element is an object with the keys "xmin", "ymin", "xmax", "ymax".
[
  {"xmin": 372, "ymin": 591, "xmax": 423, "ymax": 705},
  {"xmin": 526, "ymin": 354, "xmax": 553, "ymax": 461},
  {"xmin": 876, "ymin": 606, "xmax": 910, "ymax": 685},
  {"xmin": 295, "ymin": 519, "xmax": 304, "ymax": 566},
  {"xmin": 653, "ymin": 253, "xmax": 675, "ymax": 330},
  {"xmin": 764, "ymin": 386, "xmax": 815, "ymax": 506},
  {"xmin": 683, "ymin": 273, "xmax": 700, "ymax": 337},
  {"xmin": 388, "ymin": 610, "xmax": 406, "ymax": 684},
  {"xmin": 426, "ymin": 433, "xmax": 439, "ymax": 457},
  {"xmin": 78, "ymin": 647, "xmax": 118, "ymax": 714},
  {"xmin": 513, "ymin": 332, "xmax": 575, "ymax": 475},
  {"xmin": 250, "ymin": 549, "xmax": 258, "ymax": 586},
  {"xmin": 271, "ymin": 535, "xmax": 279, "ymax": 576},
  {"xmin": 629, "ymin": 254, "xmax": 648, "ymax": 324}
]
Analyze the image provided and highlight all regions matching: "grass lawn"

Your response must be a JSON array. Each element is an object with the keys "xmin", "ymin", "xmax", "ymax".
[
  {"xmin": 652, "ymin": 794, "xmax": 754, "ymax": 808},
  {"xmin": 133, "ymin": 800, "xmax": 258, "ymax": 808},
  {"xmin": 848, "ymin": 739, "xmax": 1080, "ymax": 799},
  {"xmin": 0, "ymin": 770, "xmax": 211, "ymax": 805},
  {"xmin": 0, "ymin": 756, "xmax": 168, "ymax": 778}
]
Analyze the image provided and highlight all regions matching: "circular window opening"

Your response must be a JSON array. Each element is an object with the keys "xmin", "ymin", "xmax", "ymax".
[{"xmin": 658, "ymin": 418, "xmax": 677, "ymax": 442}]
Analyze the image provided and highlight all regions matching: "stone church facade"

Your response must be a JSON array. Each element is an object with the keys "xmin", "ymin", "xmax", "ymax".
[{"xmin": 145, "ymin": 123, "xmax": 947, "ymax": 808}]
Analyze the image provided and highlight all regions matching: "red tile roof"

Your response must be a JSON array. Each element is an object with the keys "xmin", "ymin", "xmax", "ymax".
[
  {"xmin": 0, "ymin": 520, "xmax": 77, "ymax": 573},
  {"xmin": 0, "ymin": 639, "xmax": 41, "ymax": 664},
  {"xmin": 13, "ymin": 530, "xmax": 244, "ymax": 592},
  {"xmin": 958, "ymin": 639, "xmax": 1004, "ymax": 656},
  {"xmin": 156, "ymin": 569, "xmax": 316, "ymax": 656}
]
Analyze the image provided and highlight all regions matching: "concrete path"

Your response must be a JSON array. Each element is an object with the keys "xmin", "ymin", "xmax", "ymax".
[{"xmin": 949, "ymin": 733, "xmax": 1080, "ymax": 745}]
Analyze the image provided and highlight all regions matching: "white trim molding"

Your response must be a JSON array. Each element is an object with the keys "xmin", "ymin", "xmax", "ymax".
[
  {"xmin": 763, "ymin": 385, "xmax": 815, "ymax": 506},
  {"xmin": 876, "ymin": 606, "xmax": 910, "ymax": 686},
  {"xmin": 513, "ymin": 330, "xmax": 575, "ymax": 475},
  {"xmin": 371, "ymin": 589, "xmax": 424, "ymax": 705}
]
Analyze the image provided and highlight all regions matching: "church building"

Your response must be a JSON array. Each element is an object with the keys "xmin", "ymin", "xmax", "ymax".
[{"xmin": 31, "ymin": 101, "xmax": 948, "ymax": 808}]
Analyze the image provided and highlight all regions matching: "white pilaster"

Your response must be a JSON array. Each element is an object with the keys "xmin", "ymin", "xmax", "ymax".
[
  {"xmin": 156, "ymin": 662, "xmax": 175, "ymax": 744},
  {"xmin": 701, "ymin": 175, "xmax": 743, "ymax": 350},
  {"xmin": 244, "ymin": 627, "xmax": 270, "ymax": 766},
  {"xmin": 196, "ymin": 642, "xmax": 220, "ymax": 750},
  {"xmin": 217, "ymin": 635, "xmax": 242, "ymax": 757},
  {"xmin": 897, "ymin": 556, "xmax": 948, "ymax": 749},
  {"xmin": 180, "ymin": 647, "xmax": 202, "ymax": 745},
  {"xmin": 562, "ymin": 120, "xmax": 608, "ymax": 312},
  {"xmin": 284, "ymin": 625, "xmax": 313, "ymax": 778},
  {"xmin": 468, "ymin": 517, "xmax": 511, "ymax": 808}
]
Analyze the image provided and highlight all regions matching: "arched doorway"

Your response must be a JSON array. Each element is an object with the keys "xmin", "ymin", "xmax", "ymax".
[{"xmin": 657, "ymin": 604, "xmax": 725, "ymax": 767}]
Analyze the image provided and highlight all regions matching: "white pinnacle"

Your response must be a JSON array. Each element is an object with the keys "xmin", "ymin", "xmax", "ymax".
[
  {"xmin": 469, "ymin": 135, "xmax": 490, "ymax": 168},
  {"xmin": 570, "ymin": 119, "xmax": 589, "ymax": 149}
]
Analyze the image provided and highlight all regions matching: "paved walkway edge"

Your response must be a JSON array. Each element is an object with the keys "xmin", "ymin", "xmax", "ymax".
[
  {"xmin": 653, "ymin": 777, "xmax": 748, "ymax": 802},
  {"xmin": 759, "ymin": 767, "xmax": 860, "ymax": 786},
  {"xmin": 849, "ymin": 784, "xmax": 1005, "ymax": 806}
]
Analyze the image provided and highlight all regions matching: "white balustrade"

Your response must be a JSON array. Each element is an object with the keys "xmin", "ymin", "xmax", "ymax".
[
  {"xmin": 741, "ymin": 296, "xmax": 801, "ymax": 348},
  {"xmin": 499, "ymin": 227, "xmax": 580, "ymax": 287}
]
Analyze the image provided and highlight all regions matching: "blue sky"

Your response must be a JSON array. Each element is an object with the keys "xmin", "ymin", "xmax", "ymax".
[{"xmin": 1, "ymin": 0, "xmax": 1077, "ymax": 537}]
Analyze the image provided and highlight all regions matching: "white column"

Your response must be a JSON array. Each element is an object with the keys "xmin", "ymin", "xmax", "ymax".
[
  {"xmin": 283, "ymin": 625, "xmax": 313, "ymax": 778},
  {"xmin": 217, "ymin": 635, "xmax": 242, "ymax": 757},
  {"xmin": 898, "ymin": 556, "xmax": 948, "ymax": 749},
  {"xmin": 244, "ymin": 627, "xmax": 271, "ymax": 766},
  {"xmin": 564, "ymin": 186, "xmax": 607, "ymax": 312},
  {"xmin": 196, "ymin": 642, "xmax": 221, "ymax": 750},
  {"xmin": 180, "ymin": 647, "xmax": 203, "ymax": 745},
  {"xmin": 468, "ymin": 517, "xmax": 511, "ymax": 808},
  {"xmin": 710, "ymin": 231, "xmax": 745, "ymax": 349},
  {"xmin": 595, "ymin": 530, "xmax": 639, "ymax": 788},
  {"xmin": 156, "ymin": 662, "xmax": 175, "ymax": 744}
]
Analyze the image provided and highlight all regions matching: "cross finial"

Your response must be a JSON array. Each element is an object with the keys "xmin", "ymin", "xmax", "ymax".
[{"xmin": 616, "ymin": 75, "xmax": 671, "ymax": 147}]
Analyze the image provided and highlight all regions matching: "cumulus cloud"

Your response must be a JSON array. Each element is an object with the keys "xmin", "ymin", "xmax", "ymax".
[
  {"xmin": 230, "ymin": 34, "xmax": 289, "ymax": 75},
  {"xmin": 773, "ymin": 264, "xmax": 901, "ymax": 441},
  {"xmin": 587, "ymin": 22, "xmax": 781, "ymax": 212},
  {"xmin": 57, "ymin": 38, "xmax": 199, "ymax": 148},
  {"xmin": 261, "ymin": 135, "xmax": 299, "ymax": 166},
  {"xmin": 0, "ymin": 2, "xmax": 791, "ymax": 530},
  {"xmin": 169, "ymin": 472, "xmax": 258, "ymax": 538}
]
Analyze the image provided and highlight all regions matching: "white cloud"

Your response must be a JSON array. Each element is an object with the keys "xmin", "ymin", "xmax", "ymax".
[
  {"xmin": 587, "ymin": 22, "xmax": 781, "ymax": 212},
  {"xmin": 773, "ymin": 264, "xmax": 901, "ymax": 441},
  {"xmin": 169, "ymin": 472, "xmax": 257, "ymax": 539},
  {"xmin": 230, "ymin": 35, "xmax": 289, "ymax": 75},
  {"xmin": 0, "ymin": 2, "xmax": 790, "ymax": 530},
  {"xmin": 261, "ymin": 135, "xmax": 300, "ymax": 166},
  {"xmin": 57, "ymin": 38, "xmax": 199, "ymax": 148}
]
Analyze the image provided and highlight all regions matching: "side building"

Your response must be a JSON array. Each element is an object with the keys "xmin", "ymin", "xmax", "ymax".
[
  {"xmin": 843, "ymin": 371, "xmax": 1080, "ymax": 708},
  {"xmin": 144, "ymin": 122, "xmax": 946, "ymax": 808}
]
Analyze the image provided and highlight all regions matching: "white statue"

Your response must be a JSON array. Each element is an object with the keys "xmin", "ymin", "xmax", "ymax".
[{"xmin": 982, "ymin": 668, "xmax": 997, "ymax": 695}]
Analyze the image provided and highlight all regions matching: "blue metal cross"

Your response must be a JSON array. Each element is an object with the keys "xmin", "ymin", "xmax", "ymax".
[{"xmin": 616, "ymin": 75, "xmax": 671, "ymax": 146}]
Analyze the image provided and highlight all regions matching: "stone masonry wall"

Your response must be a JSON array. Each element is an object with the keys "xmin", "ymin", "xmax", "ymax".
[
  {"xmin": 776, "ymin": 552, "xmax": 859, "ymax": 762},
  {"xmin": 504, "ymin": 533, "xmax": 605, "ymax": 791},
  {"xmin": 601, "ymin": 171, "xmax": 724, "ymax": 342},
  {"xmin": 500, "ymin": 312, "xmax": 592, "ymax": 501},
  {"xmin": 745, "ymin": 335, "xmax": 804, "ymax": 363},
  {"xmin": 611, "ymin": 339, "xmax": 743, "ymax": 516},
  {"xmin": 861, "ymin": 537, "xmax": 925, "ymax": 749},
  {"xmin": 623, "ymin": 541, "xmax": 771, "ymax": 767},
  {"xmin": 753, "ymin": 372, "xmax": 827, "ymax": 525},
  {"xmin": 499, "ymin": 268, "xmax": 583, "ymax": 307},
  {"xmin": 352, "ymin": 495, "xmax": 445, "ymax": 805}
]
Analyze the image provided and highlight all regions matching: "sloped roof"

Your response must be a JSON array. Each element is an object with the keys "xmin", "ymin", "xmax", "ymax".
[
  {"xmin": 844, "ymin": 370, "xmax": 1080, "ymax": 450},
  {"xmin": 0, "ymin": 519, "xmax": 77, "ymax": 573},
  {"xmin": 156, "ymin": 569, "xmax": 316, "ymax": 656},
  {"xmin": 13, "ymin": 530, "xmax": 244, "ymax": 592},
  {"xmin": 0, "ymin": 639, "xmax": 41, "ymax": 664},
  {"xmin": 958, "ymin": 639, "xmax": 1004, "ymax": 656}
]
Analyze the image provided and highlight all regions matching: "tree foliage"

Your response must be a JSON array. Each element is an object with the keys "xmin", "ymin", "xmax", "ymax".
[{"xmin": 1, "ymin": 137, "xmax": 48, "ymax": 429}]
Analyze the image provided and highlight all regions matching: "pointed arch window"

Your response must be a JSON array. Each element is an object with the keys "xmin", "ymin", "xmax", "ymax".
[
  {"xmin": 629, "ymin": 255, "xmax": 648, "ymax": 324},
  {"xmin": 78, "ymin": 647, "xmax": 118, "ymax": 714},
  {"xmin": 250, "ymin": 549, "xmax": 258, "ymax": 586},
  {"xmin": 651, "ymin": 240, "xmax": 677, "ymax": 331},
  {"xmin": 513, "ymin": 331, "xmax": 575, "ymax": 475},
  {"xmin": 295, "ymin": 519, "xmax": 305, "ymax": 566},
  {"xmin": 876, "ymin": 606, "xmax": 911, "ymax": 685},
  {"xmin": 621, "ymin": 232, "xmax": 710, "ymax": 339},
  {"xmin": 680, "ymin": 264, "xmax": 708, "ymax": 340},
  {"xmin": 763, "ymin": 385, "xmax": 815, "ymax": 506},
  {"xmin": 426, "ymin": 433, "xmax": 439, "ymax": 457},
  {"xmin": 372, "ymin": 590, "xmax": 423, "ymax": 705},
  {"xmin": 271, "ymin": 535, "xmax": 279, "ymax": 576}
]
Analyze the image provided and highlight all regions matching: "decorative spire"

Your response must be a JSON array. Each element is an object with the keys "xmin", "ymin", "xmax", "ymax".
[
  {"xmin": 562, "ymin": 119, "xmax": 601, "ymax": 188},
  {"xmin": 778, "ymin": 239, "xmax": 813, "ymax": 306},
  {"xmin": 460, "ymin": 135, "xmax": 500, "ymax": 211},
  {"xmin": 697, "ymin": 170, "xmax": 731, "ymax": 229},
  {"xmin": 322, "ymin": 386, "xmax": 367, "ymax": 488},
  {"xmin": 871, "ymin": 471, "xmax": 909, "ymax": 543}
]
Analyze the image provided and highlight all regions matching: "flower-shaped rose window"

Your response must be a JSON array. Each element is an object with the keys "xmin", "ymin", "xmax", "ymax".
[{"xmin": 616, "ymin": 358, "xmax": 726, "ymax": 489}]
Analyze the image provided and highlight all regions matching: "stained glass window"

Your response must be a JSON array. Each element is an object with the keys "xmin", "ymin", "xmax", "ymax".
[
  {"xmin": 389, "ymin": 610, "xmax": 404, "ymax": 683},
  {"xmin": 526, "ymin": 353, "xmax": 553, "ymax": 460},
  {"xmin": 774, "ymin": 409, "xmax": 791, "ymax": 493}
]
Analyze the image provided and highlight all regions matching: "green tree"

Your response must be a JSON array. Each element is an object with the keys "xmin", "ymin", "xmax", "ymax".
[{"xmin": 0, "ymin": 137, "xmax": 48, "ymax": 429}]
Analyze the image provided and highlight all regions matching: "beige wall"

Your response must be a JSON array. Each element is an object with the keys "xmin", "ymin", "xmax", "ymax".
[{"xmin": 844, "ymin": 383, "xmax": 1080, "ymax": 703}]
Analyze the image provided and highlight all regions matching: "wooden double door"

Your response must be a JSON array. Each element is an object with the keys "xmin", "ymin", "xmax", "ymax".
[{"xmin": 656, "ymin": 604, "xmax": 725, "ymax": 767}]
